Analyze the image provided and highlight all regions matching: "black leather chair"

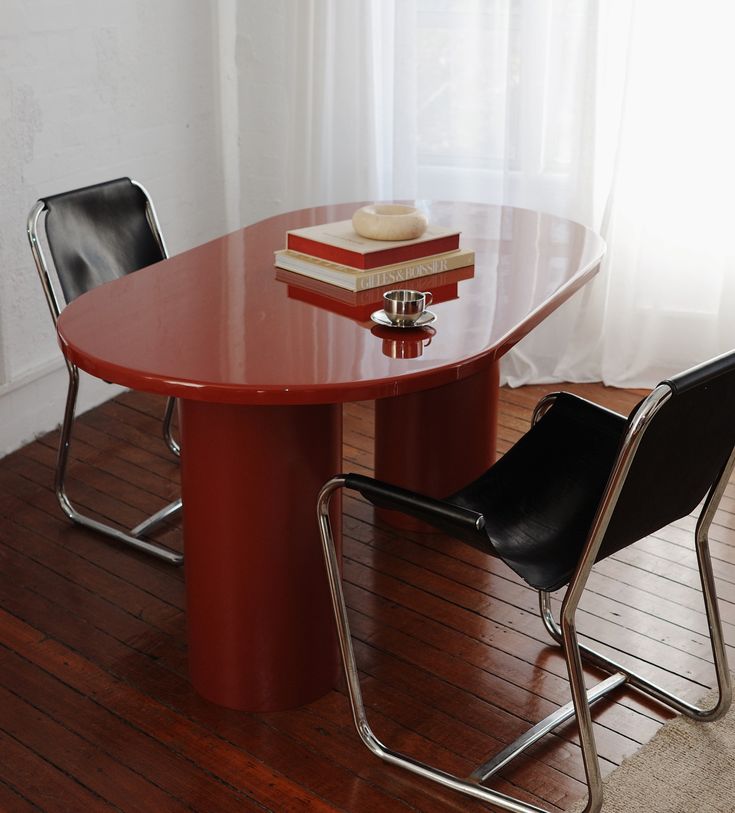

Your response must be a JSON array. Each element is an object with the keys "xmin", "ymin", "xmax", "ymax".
[
  {"xmin": 317, "ymin": 351, "xmax": 735, "ymax": 812},
  {"xmin": 27, "ymin": 178, "xmax": 182, "ymax": 565}
]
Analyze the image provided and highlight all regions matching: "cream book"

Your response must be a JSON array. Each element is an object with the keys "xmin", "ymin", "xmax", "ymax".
[{"xmin": 274, "ymin": 248, "xmax": 475, "ymax": 291}]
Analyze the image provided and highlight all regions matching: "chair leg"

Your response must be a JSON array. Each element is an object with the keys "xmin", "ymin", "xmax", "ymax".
[
  {"xmin": 559, "ymin": 611, "xmax": 605, "ymax": 813},
  {"xmin": 130, "ymin": 496, "xmax": 183, "ymax": 538},
  {"xmin": 132, "ymin": 396, "xmax": 183, "ymax": 536},
  {"xmin": 536, "ymin": 443, "xmax": 734, "ymax": 725},
  {"xmin": 56, "ymin": 364, "xmax": 183, "ymax": 566},
  {"xmin": 469, "ymin": 671, "xmax": 624, "ymax": 785},
  {"xmin": 162, "ymin": 396, "xmax": 181, "ymax": 457},
  {"xmin": 538, "ymin": 545, "xmax": 731, "ymax": 721},
  {"xmin": 469, "ymin": 593, "xmax": 616, "ymax": 813},
  {"xmin": 318, "ymin": 477, "xmax": 555, "ymax": 813}
]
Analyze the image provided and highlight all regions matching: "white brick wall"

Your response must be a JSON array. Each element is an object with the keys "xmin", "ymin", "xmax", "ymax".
[{"xmin": 0, "ymin": 0, "xmax": 229, "ymax": 456}]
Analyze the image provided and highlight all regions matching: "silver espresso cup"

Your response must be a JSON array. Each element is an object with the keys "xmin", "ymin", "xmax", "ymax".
[{"xmin": 382, "ymin": 289, "xmax": 433, "ymax": 326}]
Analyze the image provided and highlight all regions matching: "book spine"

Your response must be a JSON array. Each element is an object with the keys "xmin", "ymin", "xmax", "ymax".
[
  {"xmin": 276, "ymin": 249, "xmax": 474, "ymax": 291},
  {"xmin": 354, "ymin": 255, "xmax": 460, "ymax": 290},
  {"xmin": 287, "ymin": 233, "xmax": 460, "ymax": 270}
]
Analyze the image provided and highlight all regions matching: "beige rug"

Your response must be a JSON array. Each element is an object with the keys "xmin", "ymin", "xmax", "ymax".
[{"xmin": 568, "ymin": 687, "xmax": 735, "ymax": 812}]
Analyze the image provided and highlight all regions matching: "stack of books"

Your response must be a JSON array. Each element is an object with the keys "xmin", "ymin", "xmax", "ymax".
[{"xmin": 275, "ymin": 219, "xmax": 474, "ymax": 291}]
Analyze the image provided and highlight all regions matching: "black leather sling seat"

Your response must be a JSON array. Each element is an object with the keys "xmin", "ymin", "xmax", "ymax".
[
  {"xmin": 449, "ymin": 393, "xmax": 626, "ymax": 590},
  {"xmin": 348, "ymin": 350, "xmax": 735, "ymax": 592},
  {"xmin": 42, "ymin": 178, "xmax": 165, "ymax": 304},
  {"xmin": 347, "ymin": 393, "xmax": 627, "ymax": 591}
]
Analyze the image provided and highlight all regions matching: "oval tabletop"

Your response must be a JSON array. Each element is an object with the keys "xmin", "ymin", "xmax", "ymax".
[{"xmin": 56, "ymin": 201, "xmax": 605, "ymax": 405}]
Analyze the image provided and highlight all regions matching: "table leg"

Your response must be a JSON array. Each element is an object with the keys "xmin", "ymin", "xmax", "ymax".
[
  {"xmin": 179, "ymin": 400, "xmax": 342, "ymax": 711},
  {"xmin": 374, "ymin": 361, "xmax": 499, "ymax": 528}
]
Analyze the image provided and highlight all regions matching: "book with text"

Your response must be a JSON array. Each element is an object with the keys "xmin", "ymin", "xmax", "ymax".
[
  {"xmin": 274, "ymin": 247, "xmax": 475, "ymax": 291},
  {"xmin": 286, "ymin": 219, "xmax": 460, "ymax": 270}
]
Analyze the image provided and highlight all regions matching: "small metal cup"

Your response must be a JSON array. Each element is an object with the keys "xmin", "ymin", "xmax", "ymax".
[{"xmin": 382, "ymin": 289, "xmax": 433, "ymax": 326}]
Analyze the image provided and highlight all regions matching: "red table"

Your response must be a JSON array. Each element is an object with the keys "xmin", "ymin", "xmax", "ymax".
[{"xmin": 56, "ymin": 202, "xmax": 605, "ymax": 711}]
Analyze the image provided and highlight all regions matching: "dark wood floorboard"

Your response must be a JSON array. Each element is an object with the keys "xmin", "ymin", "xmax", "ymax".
[{"xmin": 1, "ymin": 382, "xmax": 732, "ymax": 812}]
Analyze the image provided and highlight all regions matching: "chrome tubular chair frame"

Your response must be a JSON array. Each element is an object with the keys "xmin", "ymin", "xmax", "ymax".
[
  {"xmin": 316, "ymin": 381, "xmax": 734, "ymax": 813},
  {"xmin": 27, "ymin": 181, "xmax": 183, "ymax": 565}
]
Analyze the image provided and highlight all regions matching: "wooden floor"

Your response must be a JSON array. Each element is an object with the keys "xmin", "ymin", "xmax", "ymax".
[{"xmin": 1, "ymin": 382, "xmax": 733, "ymax": 812}]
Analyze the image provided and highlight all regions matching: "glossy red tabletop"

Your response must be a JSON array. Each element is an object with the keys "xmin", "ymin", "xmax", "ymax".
[{"xmin": 57, "ymin": 202, "xmax": 605, "ymax": 405}]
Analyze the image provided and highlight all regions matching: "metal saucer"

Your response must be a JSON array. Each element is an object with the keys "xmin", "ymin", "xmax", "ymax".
[{"xmin": 370, "ymin": 309, "xmax": 437, "ymax": 329}]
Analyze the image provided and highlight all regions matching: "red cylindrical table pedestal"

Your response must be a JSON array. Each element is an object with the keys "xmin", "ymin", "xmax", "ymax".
[
  {"xmin": 179, "ymin": 400, "xmax": 342, "ymax": 711},
  {"xmin": 374, "ymin": 361, "xmax": 499, "ymax": 528}
]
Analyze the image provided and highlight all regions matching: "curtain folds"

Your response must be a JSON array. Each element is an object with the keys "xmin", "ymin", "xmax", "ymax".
[{"xmin": 232, "ymin": 0, "xmax": 735, "ymax": 387}]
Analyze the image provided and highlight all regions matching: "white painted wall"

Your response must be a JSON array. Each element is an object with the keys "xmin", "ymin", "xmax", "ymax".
[{"xmin": 0, "ymin": 0, "xmax": 230, "ymax": 457}]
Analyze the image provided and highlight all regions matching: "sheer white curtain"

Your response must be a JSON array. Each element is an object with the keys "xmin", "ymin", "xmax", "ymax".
[
  {"xmin": 394, "ymin": 0, "xmax": 620, "ymax": 385},
  {"xmin": 233, "ymin": 0, "xmax": 735, "ymax": 387},
  {"xmin": 595, "ymin": 3, "xmax": 735, "ymax": 386},
  {"xmin": 232, "ymin": 0, "xmax": 389, "ymax": 221}
]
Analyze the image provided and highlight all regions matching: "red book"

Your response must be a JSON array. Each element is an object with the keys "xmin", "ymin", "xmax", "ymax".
[{"xmin": 286, "ymin": 219, "xmax": 460, "ymax": 270}]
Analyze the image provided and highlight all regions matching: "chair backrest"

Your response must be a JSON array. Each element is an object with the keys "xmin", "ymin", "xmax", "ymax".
[
  {"xmin": 30, "ymin": 177, "xmax": 167, "ymax": 311},
  {"xmin": 599, "ymin": 349, "xmax": 735, "ymax": 559}
]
